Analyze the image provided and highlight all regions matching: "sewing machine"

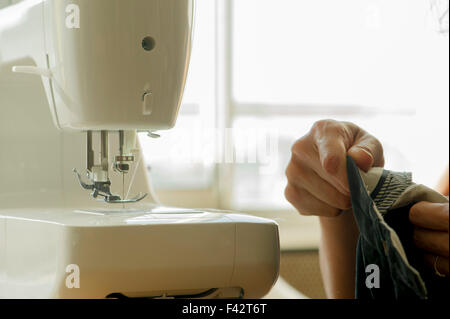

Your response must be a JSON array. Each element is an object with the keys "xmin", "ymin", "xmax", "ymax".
[{"xmin": 0, "ymin": 0, "xmax": 280, "ymax": 298}]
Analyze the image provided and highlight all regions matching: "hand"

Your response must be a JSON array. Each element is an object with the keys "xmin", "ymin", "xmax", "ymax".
[
  {"xmin": 410, "ymin": 202, "xmax": 449, "ymax": 277},
  {"xmin": 285, "ymin": 120, "xmax": 385, "ymax": 217}
]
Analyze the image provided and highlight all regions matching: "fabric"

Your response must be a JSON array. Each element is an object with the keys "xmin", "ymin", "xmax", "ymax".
[{"xmin": 346, "ymin": 156, "xmax": 449, "ymax": 300}]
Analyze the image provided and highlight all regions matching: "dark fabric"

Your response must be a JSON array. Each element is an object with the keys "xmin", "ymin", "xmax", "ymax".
[
  {"xmin": 347, "ymin": 156, "xmax": 449, "ymax": 300},
  {"xmin": 383, "ymin": 205, "xmax": 450, "ymax": 300}
]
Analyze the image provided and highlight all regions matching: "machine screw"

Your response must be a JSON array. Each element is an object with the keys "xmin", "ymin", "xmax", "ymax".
[{"xmin": 142, "ymin": 36, "xmax": 156, "ymax": 51}]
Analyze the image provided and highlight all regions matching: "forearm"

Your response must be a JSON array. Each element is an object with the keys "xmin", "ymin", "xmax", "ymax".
[{"xmin": 318, "ymin": 210, "xmax": 360, "ymax": 299}]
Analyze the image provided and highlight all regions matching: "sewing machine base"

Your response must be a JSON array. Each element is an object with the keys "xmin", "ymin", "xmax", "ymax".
[{"xmin": 0, "ymin": 206, "xmax": 280, "ymax": 299}]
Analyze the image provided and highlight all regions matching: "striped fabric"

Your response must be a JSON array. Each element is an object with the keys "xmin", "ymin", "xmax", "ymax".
[{"xmin": 373, "ymin": 171, "xmax": 413, "ymax": 215}]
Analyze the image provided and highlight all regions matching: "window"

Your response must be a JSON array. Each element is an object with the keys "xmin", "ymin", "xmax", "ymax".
[
  {"xmin": 0, "ymin": 0, "xmax": 22, "ymax": 9},
  {"xmin": 141, "ymin": 0, "xmax": 449, "ymax": 219},
  {"xmin": 230, "ymin": 0, "xmax": 449, "ymax": 210}
]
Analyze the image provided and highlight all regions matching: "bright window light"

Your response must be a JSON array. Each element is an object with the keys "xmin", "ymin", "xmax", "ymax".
[
  {"xmin": 140, "ymin": 0, "xmax": 449, "ymax": 212},
  {"xmin": 231, "ymin": 0, "xmax": 449, "ymax": 209}
]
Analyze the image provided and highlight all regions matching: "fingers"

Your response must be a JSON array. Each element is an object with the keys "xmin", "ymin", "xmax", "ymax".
[
  {"xmin": 347, "ymin": 131, "xmax": 385, "ymax": 172},
  {"xmin": 411, "ymin": 202, "xmax": 450, "ymax": 276},
  {"xmin": 347, "ymin": 147, "xmax": 374, "ymax": 172},
  {"xmin": 291, "ymin": 134, "xmax": 350, "ymax": 199},
  {"xmin": 285, "ymin": 159, "xmax": 351, "ymax": 211},
  {"xmin": 413, "ymin": 227, "xmax": 449, "ymax": 257},
  {"xmin": 410, "ymin": 202, "xmax": 449, "ymax": 231},
  {"xmin": 284, "ymin": 183, "xmax": 342, "ymax": 217},
  {"xmin": 314, "ymin": 134, "xmax": 350, "ymax": 195},
  {"xmin": 286, "ymin": 120, "xmax": 384, "ymax": 218},
  {"xmin": 424, "ymin": 254, "xmax": 449, "ymax": 277},
  {"xmin": 310, "ymin": 120, "xmax": 352, "ymax": 195}
]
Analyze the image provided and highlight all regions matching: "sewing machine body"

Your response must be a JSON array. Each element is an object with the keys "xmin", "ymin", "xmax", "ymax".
[
  {"xmin": 0, "ymin": 0, "xmax": 280, "ymax": 299},
  {"xmin": 0, "ymin": 208, "xmax": 279, "ymax": 298}
]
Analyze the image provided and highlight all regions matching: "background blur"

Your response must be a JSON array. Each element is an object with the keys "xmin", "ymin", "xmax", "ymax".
[
  {"xmin": 140, "ymin": 0, "xmax": 449, "ymax": 247},
  {"xmin": 141, "ymin": 0, "xmax": 449, "ymax": 297},
  {"xmin": 1, "ymin": 0, "xmax": 447, "ymax": 298}
]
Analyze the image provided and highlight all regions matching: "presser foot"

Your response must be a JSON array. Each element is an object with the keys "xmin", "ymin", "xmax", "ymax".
[{"xmin": 73, "ymin": 169, "xmax": 147, "ymax": 204}]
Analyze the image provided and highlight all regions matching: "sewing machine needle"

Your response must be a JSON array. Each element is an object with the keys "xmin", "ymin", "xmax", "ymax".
[{"xmin": 122, "ymin": 172, "xmax": 125, "ymax": 209}]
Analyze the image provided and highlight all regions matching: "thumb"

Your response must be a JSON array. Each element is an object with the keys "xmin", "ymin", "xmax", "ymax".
[
  {"xmin": 348, "ymin": 146, "xmax": 374, "ymax": 172},
  {"xmin": 347, "ymin": 136, "xmax": 384, "ymax": 172}
]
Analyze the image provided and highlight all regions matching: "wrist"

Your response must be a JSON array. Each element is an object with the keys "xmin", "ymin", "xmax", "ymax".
[{"xmin": 319, "ymin": 210, "xmax": 358, "ymax": 235}]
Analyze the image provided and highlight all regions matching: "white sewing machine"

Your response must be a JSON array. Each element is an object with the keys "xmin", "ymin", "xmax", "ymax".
[{"xmin": 0, "ymin": 0, "xmax": 280, "ymax": 298}]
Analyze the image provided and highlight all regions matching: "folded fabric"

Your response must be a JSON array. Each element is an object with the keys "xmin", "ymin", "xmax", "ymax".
[{"xmin": 346, "ymin": 156, "xmax": 449, "ymax": 299}]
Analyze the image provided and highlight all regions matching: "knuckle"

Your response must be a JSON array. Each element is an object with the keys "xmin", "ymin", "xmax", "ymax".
[
  {"xmin": 312, "ymin": 119, "xmax": 332, "ymax": 132},
  {"xmin": 296, "ymin": 206, "xmax": 312, "ymax": 217},
  {"xmin": 374, "ymin": 138, "xmax": 383, "ymax": 152},
  {"xmin": 312, "ymin": 119, "xmax": 342, "ymax": 134},
  {"xmin": 409, "ymin": 201, "xmax": 426, "ymax": 222},
  {"xmin": 334, "ymin": 123, "xmax": 350, "ymax": 138},
  {"xmin": 291, "ymin": 137, "xmax": 308, "ymax": 154},
  {"xmin": 285, "ymin": 161, "xmax": 304, "ymax": 183},
  {"xmin": 340, "ymin": 121, "xmax": 360, "ymax": 138},
  {"xmin": 284, "ymin": 185, "xmax": 310, "ymax": 216},
  {"xmin": 337, "ymin": 196, "xmax": 352, "ymax": 211},
  {"xmin": 311, "ymin": 120, "xmax": 351, "ymax": 148},
  {"xmin": 284, "ymin": 184, "xmax": 296, "ymax": 203},
  {"xmin": 373, "ymin": 138, "xmax": 385, "ymax": 160},
  {"xmin": 311, "ymin": 120, "xmax": 325, "ymax": 132},
  {"xmin": 328, "ymin": 209, "xmax": 343, "ymax": 218},
  {"xmin": 299, "ymin": 211, "xmax": 312, "ymax": 217},
  {"xmin": 284, "ymin": 165, "xmax": 289, "ymax": 178},
  {"xmin": 285, "ymin": 164, "xmax": 293, "ymax": 181}
]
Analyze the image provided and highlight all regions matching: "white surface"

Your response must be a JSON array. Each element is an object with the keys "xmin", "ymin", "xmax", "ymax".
[
  {"xmin": 1, "ymin": 0, "xmax": 194, "ymax": 131},
  {"xmin": 264, "ymin": 277, "xmax": 307, "ymax": 299},
  {"xmin": 0, "ymin": 206, "xmax": 280, "ymax": 298}
]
